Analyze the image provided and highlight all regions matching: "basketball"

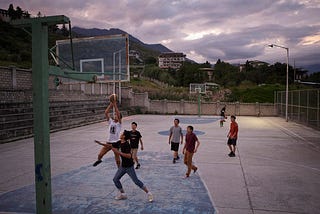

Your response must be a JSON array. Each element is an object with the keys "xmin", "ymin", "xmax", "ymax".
[{"xmin": 109, "ymin": 94, "xmax": 117, "ymax": 103}]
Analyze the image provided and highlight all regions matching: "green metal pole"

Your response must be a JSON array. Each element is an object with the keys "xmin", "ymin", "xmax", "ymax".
[
  {"xmin": 11, "ymin": 15, "xmax": 97, "ymax": 214},
  {"xmin": 32, "ymin": 20, "xmax": 52, "ymax": 214}
]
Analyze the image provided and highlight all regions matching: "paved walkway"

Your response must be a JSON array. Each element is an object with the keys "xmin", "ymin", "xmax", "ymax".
[{"xmin": 0, "ymin": 115, "xmax": 320, "ymax": 213}]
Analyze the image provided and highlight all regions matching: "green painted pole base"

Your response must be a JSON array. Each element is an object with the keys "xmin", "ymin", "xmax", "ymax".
[{"xmin": 198, "ymin": 93, "xmax": 201, "ymax": 117}]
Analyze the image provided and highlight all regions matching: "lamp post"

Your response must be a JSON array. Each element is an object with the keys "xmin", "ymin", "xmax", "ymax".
[{"xmin": 268, "ymin": 44, "xmax": 289, "ymax": 122}]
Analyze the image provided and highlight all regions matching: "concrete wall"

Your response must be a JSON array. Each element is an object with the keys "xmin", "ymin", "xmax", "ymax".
[
  {"xmin": 149, "ymin": 100, "xmax": 276, "ymax": 116},
  {"xmin": 0, "ymin": 66, "xmax": 114, "ymax": 103},
  {"xmin": 0, "ymin": 66, "xmax": 276, "ymax": 116},
  {"xmin": 0, "ymin": 66, "xmax": 32, "ymax": 90}
]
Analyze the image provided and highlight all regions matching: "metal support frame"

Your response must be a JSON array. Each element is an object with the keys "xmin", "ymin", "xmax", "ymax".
[{"xmin": 11, "ymin": 15, "xmax": 96, "ymax": 214}]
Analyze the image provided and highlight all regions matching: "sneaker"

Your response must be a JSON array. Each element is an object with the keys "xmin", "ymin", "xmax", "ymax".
[
  {"xmin": 193, "ymin": 167, "xmax": 198, "ymax": 173},
  {"xmin": 115, "ymin": 193, "xmax": 127, "ymax": 200},
  {"xmin": 176, "ymin": 155, "xmax": 180, "ymax": 160},
  {"xmin": 135, "ymin": 163, "xmax": 140, "ymax": 169},
  {"xmin": 228, "ymin": 152, "xmax": 236, "ymax": 157},
  {"xmin": 184, "ymin": 174, "xmax": 190, "ymax": 179},
  {"xmin": 147, "ymin": 192, "xmax": 153, "ymax": 202},
  {"xmin": 173, "ymin": 158, "xmax": 176, "ymax": 164},
  {"xmin": 93, "ymin": 160, "xmax": 102, "ymax": 167}
]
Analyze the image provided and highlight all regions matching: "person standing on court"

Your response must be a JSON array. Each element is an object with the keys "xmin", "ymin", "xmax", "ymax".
[
  {"xmin": 220, "ymin": 105, "xmax": 226, "ymax": 127},
  {"xmin": 227, "ymin": 115, "xmax": 238, "ymax": 157},
  {"xmin": 111, "ymin": 130, "xmax": 153, "ymax": 202},
  {"xmin": 183, "ymin": 125, "xmax": 200, "ymax": 178},
  {"xmin": 168, "ymin": 118, "xmax": 183, "ymax": 163},
  {"xmin": 129, "ymin": 122, "xmax": 143, "ymax": 169},
  {"xmin": 93, "ymin": 97, "xmax": 122, "ymax": 167}
]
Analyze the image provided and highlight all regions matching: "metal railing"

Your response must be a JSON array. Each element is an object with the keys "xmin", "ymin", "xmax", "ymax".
[{"xmin": 275, "ymin": 89, "xmax": 320, "ymax": 129}]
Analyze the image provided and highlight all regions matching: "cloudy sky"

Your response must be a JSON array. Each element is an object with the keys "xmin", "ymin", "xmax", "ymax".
[{"xmin": 2, "ymin": 0, "xmax": 320, "ymax": 71}]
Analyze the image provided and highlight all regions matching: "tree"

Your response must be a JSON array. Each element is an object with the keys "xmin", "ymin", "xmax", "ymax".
[
  {"xmin": 145, "ymin": 56, "xmax": 157, "ymax": 65},
  {"xmin": 8, "ymin": 4, "xmax": 16, "ymax": 20},
  {"xmin": 15, "ymin": 6, "xmax": 23, "ymax": 19},
  {"xmin": 61, "ymin": 24, "xmax": 69, "ymax": 37},
  {"xmin": 23, "ymin": 10, "xmax": 31, "ymax": 18},
  {"xmin": 305, "ymin": 72, "xmax": 320, "ymax": 83}
]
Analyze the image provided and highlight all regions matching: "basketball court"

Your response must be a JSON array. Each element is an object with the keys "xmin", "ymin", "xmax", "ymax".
[{"xmin": 1, "ymin": 115, "xmax": 320, "ymax": 213}]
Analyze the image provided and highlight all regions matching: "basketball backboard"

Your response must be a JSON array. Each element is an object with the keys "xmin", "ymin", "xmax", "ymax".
[
  {"xmin": 56, "ymin": 34, "xmax": 129, "ymax": 82},
  {"xmin": 189, "ymin": 83, "xmax": 206, "ymax": 94}
]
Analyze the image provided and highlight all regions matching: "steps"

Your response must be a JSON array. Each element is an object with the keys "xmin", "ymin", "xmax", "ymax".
[{"xmin": 0, "ymin": 100, "xmax": 110, "ymax": 144}]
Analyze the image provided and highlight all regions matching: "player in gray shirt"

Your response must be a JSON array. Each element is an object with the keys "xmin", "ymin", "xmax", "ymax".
[{"xmin": 168, "ymin": 118, "xmax": 183, "ymax": 163}]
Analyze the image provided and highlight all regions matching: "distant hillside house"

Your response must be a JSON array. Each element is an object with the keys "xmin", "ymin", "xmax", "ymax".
[
  {"xmin": 129, "ymin": 50, "xmax": 143, "ymax": 64},
  {"xmin": 239, "ymin": 60, "xmax": 268, "ymax": 72},
  {"xmin": 158, "ymin": 52, "xmax": 186, "ymax": 69}
]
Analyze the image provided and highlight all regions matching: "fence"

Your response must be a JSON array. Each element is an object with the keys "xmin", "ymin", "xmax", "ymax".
[{"xmin": 275, "ymin": 89, "xmax": 320, "ymax": 129}]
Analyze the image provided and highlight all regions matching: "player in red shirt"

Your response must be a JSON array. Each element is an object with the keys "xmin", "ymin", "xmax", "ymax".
[
  {"xmin": 183, "ymin": 126, "xmax": 200, "ymax": 178},
  {"xmin": 227, "ymin": 115, "xmax": 238, "ymax": 157}
]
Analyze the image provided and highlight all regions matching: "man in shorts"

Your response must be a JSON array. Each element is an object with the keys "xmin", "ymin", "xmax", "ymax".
[
  {"xmin": 93, "ymin": 101, "xmax": 122, "ymax": 167},
  {"xmin": 129, "ymin": 122, "xmax": 143, "ymax": 169},
  {"xmin": 227, "ymin": 115, "xmax": 238, "ymax": 157},
  {"xmin": 168, "ymin": 118, "xmax": 183, "ymax": 163}
]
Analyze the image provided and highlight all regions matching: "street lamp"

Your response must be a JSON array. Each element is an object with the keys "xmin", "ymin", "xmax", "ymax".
[{"xmin": 268, "ymin": 44, "xmax": 289, "ymax": 122}]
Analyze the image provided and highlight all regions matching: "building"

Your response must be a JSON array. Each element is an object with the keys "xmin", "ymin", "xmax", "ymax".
[
  {"xmin": 0, "ymin": 9, "xmax": 10, "ymax": 22},
  {"xmin": 239, "ymin": 60, "xmax": 268, "ymax": 72},
  {"xmin": 0, "ymin": 8, "xmax": 31, "ymax": 22},
  {"xmin": 158, "ymin": 52, "xmax": 186, "ymax": 69},
  {"xmin": 129, "ymin": 50, "xmax": 143, "ymax": 64}
]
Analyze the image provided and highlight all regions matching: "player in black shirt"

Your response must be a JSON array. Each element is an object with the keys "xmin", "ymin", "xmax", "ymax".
[
  {"xmin": 111, "ymin": 130, "xmax": 153, "ymax": 202},
  {"xmin": 130, "ymin": 122, "xmax": 144, "ymax": 169},
  {"xmin": 220, "ymin": 105, "xmax": 226, "ymax": 127}
]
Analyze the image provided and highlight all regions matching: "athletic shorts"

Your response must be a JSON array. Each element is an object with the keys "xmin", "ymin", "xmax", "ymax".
[
  {"xmin": 131, "ymin": 148, "xmax": 138, "ymax": 159},
  {"xmin": 171, "ymin": 142, "xmax": 180, "ymax": 152},
  {"xmin": 227, "ymin": 138, "xmax": 237, "ymax": 146},
  {"xmin": 108, "ymin": 142, "xmax": 120, "ymax": 149}
]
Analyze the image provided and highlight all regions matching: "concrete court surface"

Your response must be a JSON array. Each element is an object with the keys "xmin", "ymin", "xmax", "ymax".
[{"xmin": 0, "ymin": 115, "xmax": 320, "ymax": 214}]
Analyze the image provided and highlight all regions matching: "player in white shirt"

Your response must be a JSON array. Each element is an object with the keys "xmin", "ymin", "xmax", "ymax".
[{"xmin": 93, "ymin": 101, "xmax": 122, "ymax": 167}]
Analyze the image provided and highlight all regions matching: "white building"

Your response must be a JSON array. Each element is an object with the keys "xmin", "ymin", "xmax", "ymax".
[{"xmin": 158, "ymin": 52, "xmax": 186, "ymax": 69}]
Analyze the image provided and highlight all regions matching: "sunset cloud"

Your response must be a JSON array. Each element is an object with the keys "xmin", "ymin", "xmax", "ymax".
[{"xmin": 1, "ymin": 0, "xmax": 319, "ymax": 71}]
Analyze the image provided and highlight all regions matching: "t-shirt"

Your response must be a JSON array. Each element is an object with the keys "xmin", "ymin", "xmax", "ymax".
[
  {"xmin": 170, "ymin": 126, "xmax": 182, "ymax": 143},
  {"xmin": 185, "ymin": 132, "xmax": 198, "ymax": 153},
  {"xmin": 130, "ymin": 130, "xmax": 142, "ymax": 149},
  {"xmin": 220, "ymin": 107, "xmax": 226, "ymax": 117},
  {"xmin": 229, "ymin": 121, "xmax": 238, "ymax": 139},
  {"xmin": 107, "ymin": 119, "xmax": 121, "ymax": 143},
  {"xmin": 119, "ymin": 140, "xmax": 134, "ymax": 168}
]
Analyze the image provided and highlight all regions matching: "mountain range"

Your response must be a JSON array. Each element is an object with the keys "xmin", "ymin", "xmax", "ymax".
[{"xmin": 72, "ymin": 26, "xmax": 172, "ymax": 59}]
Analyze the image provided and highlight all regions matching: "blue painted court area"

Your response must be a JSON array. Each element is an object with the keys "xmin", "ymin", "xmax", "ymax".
[
  {"xmin": 177, "ymin": 117, "xmax": 220, "ymax": 124},
  {"xmin": 0, "ymin": 152, "xmax": 215, "ymax": 214},
  {"xmin": 158, "ymin": 116, "xmax": 219, "ymax": 136},
  {"xmin": 158, "ymin": 130, "xmax": 205, "ymax": 136}
]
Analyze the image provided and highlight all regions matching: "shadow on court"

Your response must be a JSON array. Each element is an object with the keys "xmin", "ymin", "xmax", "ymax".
[{"xmin": 0, "ymin": 152, "xmax": 215, "ymax": 214}]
